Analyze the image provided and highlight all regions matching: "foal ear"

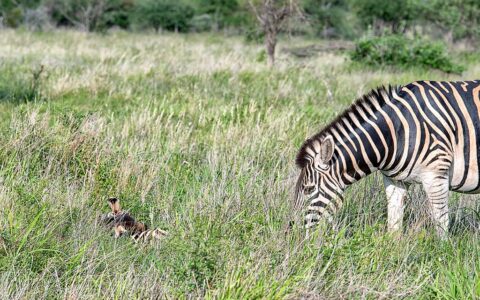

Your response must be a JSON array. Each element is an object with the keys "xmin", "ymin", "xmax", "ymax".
[{"xmin": 320, "ymin": 135, "xmax": 334, "ymax": 163}]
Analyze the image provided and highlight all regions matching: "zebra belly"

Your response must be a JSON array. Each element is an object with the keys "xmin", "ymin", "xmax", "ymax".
[{"xmin": 449, "ymin": 153, "xmax": 480, "ymax": 193}]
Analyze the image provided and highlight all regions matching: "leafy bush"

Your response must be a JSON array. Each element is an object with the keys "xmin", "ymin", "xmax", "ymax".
[
  {"xmin": 350, "ymin": 35, "xmax": 464, "ymax": 73},
  {"xmin": 303, "ymin": 0, "xmax": 357, "ymax": 39},
  {"xmin": 96, "ymin": 0, "xmax": 134, "ymax": 30},
  {"xmin": 1, "ymin": 0, "xmax": 43, "ymax": 28},
  {"xmin": 2, "ymin": 7, "xmax": 23, "ymax": 28},
  {"xmin": 423, "ymin": 0, "xmax": 480, "ymax": 42},
  {"xmin": 46, "ymin": 0, "xmax": 129, "ymax": 31},
  {"xmin": 24, "ymin": 6, "xmax": 52, "ymax": 31},
  {"xmin": 132, "ymin": 0, "xmax": 194, "ymax": 32},
  {"xmin": 352, "ymin": 0, "xmax": 422, "ymax": 34},
  {"xmin": 193, "ymin": 0, "xmax": 250, "ymax": 31},
  {"xmin": 189, "ymin": 14, "xmax": 214, "ymax": 32}
]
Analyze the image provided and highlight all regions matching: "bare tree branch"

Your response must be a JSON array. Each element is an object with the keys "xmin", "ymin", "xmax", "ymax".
[{"xmin": 248, "ymin": 0, "xmax": 302, "ymax": 67}]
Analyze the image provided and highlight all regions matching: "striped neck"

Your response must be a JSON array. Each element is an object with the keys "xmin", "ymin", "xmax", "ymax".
[
  {"xmin": 296, "ymin": 86, "xmax": 398, "ymax": 188},
  {"xmin": 323, "ymin": 90, "xmax": 395, "ymax": 187}
]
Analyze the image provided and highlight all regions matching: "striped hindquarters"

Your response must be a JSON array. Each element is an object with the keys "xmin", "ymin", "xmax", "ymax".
[{"xmin": 132, "ymin": 228, "xmax": 168, "ymax": 243}]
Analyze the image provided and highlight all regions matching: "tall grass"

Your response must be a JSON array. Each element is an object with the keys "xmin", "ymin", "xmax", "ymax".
[{"xmin": 0, "ymin": 29, "xmax": 479, "ymax": 299}]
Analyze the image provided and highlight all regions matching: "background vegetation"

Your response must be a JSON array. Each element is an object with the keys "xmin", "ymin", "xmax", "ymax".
[
  {"xmin": 0, "ymin": 0, "xmax": 480, "ymax": 299},
  {"xmin": 1, "ymin": 0, "xmax": 478, "ymax": 70},
  {"xmin": 2, "ymin": 0, "xmax": 479, "ymax": 40}
]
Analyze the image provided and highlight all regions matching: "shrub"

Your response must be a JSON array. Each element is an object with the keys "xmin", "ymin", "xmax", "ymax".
[
  {"xmin": 423, "ymin": 0, "xmax": 480, "ymax": 42},
  {"xmin": 2, "ymin": 7, "xmax": 24, "ymax": 28},
  {"xmin": 350, "ymin": 35, "xmax": 464, "ymax": 73},
  {"xmin": 303, "ymin": 0, "xmax": 357, "ymax": 39},
  {"xmin": 189, "ymin": 14, "xmax": 214, "ymax": 32},
  {"xmin": 24, "ymin": 6, "xmax": 52, "ymax": 31},
  {"xmin": 132, "ymin": 0, "xmax": 194, "ymax": 32},
  {"xmin": 194, "ymin": 0, "xmax": 250, "ymax": 31},
  {"xmin": 352, "ymin": 0, "xmax": 422, "ymax": 34},
  {"xmin": 96, "ymin": 0, "xmax": 134, "ymax": 30},
  {"xmin": 47, "ymin": 0, "xmax": 113, "ymax": 31}
]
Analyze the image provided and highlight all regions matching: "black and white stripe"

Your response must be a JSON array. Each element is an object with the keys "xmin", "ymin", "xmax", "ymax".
[
  {"xmin": 132, "ymin": 228, "xmax": 168, "ymax": 243},
  {"xmin": 295, "ymin": 80, "xmax": 480, "ymax": 237}
]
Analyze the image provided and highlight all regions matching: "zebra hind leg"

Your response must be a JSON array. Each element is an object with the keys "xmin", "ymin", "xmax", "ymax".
[
  {"xmin": 383, "ymin": 176, "xmax": 408, "ymax": 233},
  {"xmin": 421, "ymin": 173, "xmax": 449, "ymax": 239}
]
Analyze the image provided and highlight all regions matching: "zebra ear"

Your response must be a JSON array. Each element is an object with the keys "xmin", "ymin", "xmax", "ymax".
[{"xmin": 320, "ymin": 135, "xmax": 334, "ymax": 163}]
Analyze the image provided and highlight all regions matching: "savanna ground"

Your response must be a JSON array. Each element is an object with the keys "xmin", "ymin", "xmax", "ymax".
[{"xmin": 0, "ymin": 29, "xmax": 480, "ymax": 299}]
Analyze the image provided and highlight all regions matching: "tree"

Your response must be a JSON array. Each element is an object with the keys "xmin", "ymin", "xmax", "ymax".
[
  {"xmin": 46, "ymin": 0, "xmax": 120, "ymax": 31},
  {"xmin": 303, "ymin": 0, "xmax": 355, "ymax": 39},
  {"xmin": 352, "ymin": 0, "xmax": 421, "ymax": 35},
  {"xmin": 248, "ymin": 0, "xmax": 301, "ymax": 67},
  {"xmin": 0, "ymin": 0, "xmax": 43, "ymax": 28},
  {"xmin": 423, "ymin": 0, "xmax": 480, "ymax": 43},
  {"xmin": 133, "ymin": 0, "xmax": 194, "ymax": 32},
  {"xmin": 195, "ymin": 0, "xmax": 239, "ymax": 30}
]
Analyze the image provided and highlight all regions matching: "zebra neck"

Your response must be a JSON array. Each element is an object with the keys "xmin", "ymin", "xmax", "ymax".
[{"xmin": 330, "ymin": 126, "xmax": 383, "ymax": 187}]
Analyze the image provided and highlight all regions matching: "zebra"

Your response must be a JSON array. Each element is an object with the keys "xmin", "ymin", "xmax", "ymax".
[
  {"xmin": 105, "ymin": 198, "xmax": 168, "ymax": 243},
  {"xmin": 294, "ymin": 80, "xmax": 480, "ymax": 238}
]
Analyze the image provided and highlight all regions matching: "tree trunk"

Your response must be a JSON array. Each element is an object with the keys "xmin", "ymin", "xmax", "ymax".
[{"xmin": 266, "ymin": 30, "xmax": 277, "ymax": 67}]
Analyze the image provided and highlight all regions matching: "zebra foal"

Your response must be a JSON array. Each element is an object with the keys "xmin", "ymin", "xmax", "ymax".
[{"xmin": 295, "ymin": 80, "xmax": 480, "ymax": 238}]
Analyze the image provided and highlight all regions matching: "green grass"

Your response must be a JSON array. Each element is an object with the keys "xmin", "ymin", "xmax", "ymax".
[{"xmin": 0, "ymin": 29, "xmax": 479, "ymax": 299}]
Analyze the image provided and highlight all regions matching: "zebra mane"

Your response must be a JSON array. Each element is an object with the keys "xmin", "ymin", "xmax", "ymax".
[{"xmin": 295, "ymin": 85, "xmax": 401, "ymax": 168}]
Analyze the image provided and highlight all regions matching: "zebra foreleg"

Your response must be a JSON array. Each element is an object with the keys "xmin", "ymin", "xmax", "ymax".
[
  {"xmin": 383, "ymin": 176, "xmax": 408, "ymax": 233},
  {"xmin": 422, "ymin": 173, "xmax": 449, "ymax": 239}
]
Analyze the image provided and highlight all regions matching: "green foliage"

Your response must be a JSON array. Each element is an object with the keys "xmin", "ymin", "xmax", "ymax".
[
  {"xmin": 0, "ymin": 0, "xmax": 42, "ymax": 27},
  {"xmin": 132, "ymin": 0, "xmax": 195, "ymax": 32},
  {"xmin": 0, "ymin": 0, "xmax": 478, "ymax": 45},
  {"xmin": 0, "ymin": 0, "xmax": 24, "ymax": 28},
  {"xmin": 193, "ymin": 0, "xmax": 250, "ymax": 30},
  {"xmin": 350, "ymin": 35, "xmax": 464, "ymax": 73},
  {"xmin": 352, "ymin": 0, "xmax": 422, "ymax": 34},
  {"xmin": 97, "ymin": 0, "xmax": 135, "ymax": 30},
  {"xmin": 423, "ymin": 0, "xmax": 480, "ymax": 41},
  {"xmin": 303, "ymin": 0, "xmax": 357, "ymax": 39},
  {"xmin": 45, "ymin": 0, "xmax": 134, "ymax": 31}
]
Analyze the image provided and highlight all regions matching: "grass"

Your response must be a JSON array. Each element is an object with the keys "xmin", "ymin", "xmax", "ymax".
[{"xmin": 0, "ymin": 29, "xmax": 479, "ymax": 299}]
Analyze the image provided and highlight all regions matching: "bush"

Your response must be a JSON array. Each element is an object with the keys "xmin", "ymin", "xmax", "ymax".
[
  {"xmin": 352, "ymin": 0, "xmax": 422, "ymax": 34},
  {"xmin": 423, "ymin": 0, "xmax": 480, "ymax": 42},
  {"xmin": 194, "ymin": 0, "xmax": 250, "ymax": 31},
  {"xmin": 96, "ymin": 0, "xmax": 134, "ymax": 30},
  {"xmin": 303, "ymin": 0, "xmax": 357, "ymax": 39},
  {"xmin": 24, "ymin": 6, "xmax": 52, "ymax": 31},
  {"xmin": 132, "ymin": 0, "xmax": 194, "ymax": 32},
  {"xmin": 2, "ymin": 7, "xmax": 24, "ymax": 28},
  {"xmin": 189, "ymin": 14, "xmax": 214, "ymax": 32},
  {"xmin": 350, "ymin": 35, "xmax": 464, "ymax": 73}
]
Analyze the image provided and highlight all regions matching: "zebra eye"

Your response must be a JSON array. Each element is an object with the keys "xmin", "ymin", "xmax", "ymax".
[{"xmin": 303, "ymin": 185, "xmax": 316, "ymax": 195}]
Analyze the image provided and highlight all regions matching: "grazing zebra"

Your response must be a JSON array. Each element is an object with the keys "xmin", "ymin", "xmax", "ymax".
[{"xmin": 295, "ymin": 80, "xmax": 480, "ymax": 238}]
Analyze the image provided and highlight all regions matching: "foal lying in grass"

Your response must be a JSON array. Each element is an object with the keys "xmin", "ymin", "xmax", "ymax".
[{"xmin": 103, "ymin": 197, "xmax": 168, "ymax": 243}]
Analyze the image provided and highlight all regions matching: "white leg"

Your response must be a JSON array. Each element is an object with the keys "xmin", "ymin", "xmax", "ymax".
[
  {"xmin": 383, "ymin": 176, "xmax": 408, "ymax": 233},
  {"xmin": 422, "ymin": 173, "xmax": 449, "ymax": 239}
]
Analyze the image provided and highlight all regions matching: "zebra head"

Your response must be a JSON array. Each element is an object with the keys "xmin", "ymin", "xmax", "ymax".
[{"xmin": 295, "ymin": 135, "xmax": 344, "ymax": 229}]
